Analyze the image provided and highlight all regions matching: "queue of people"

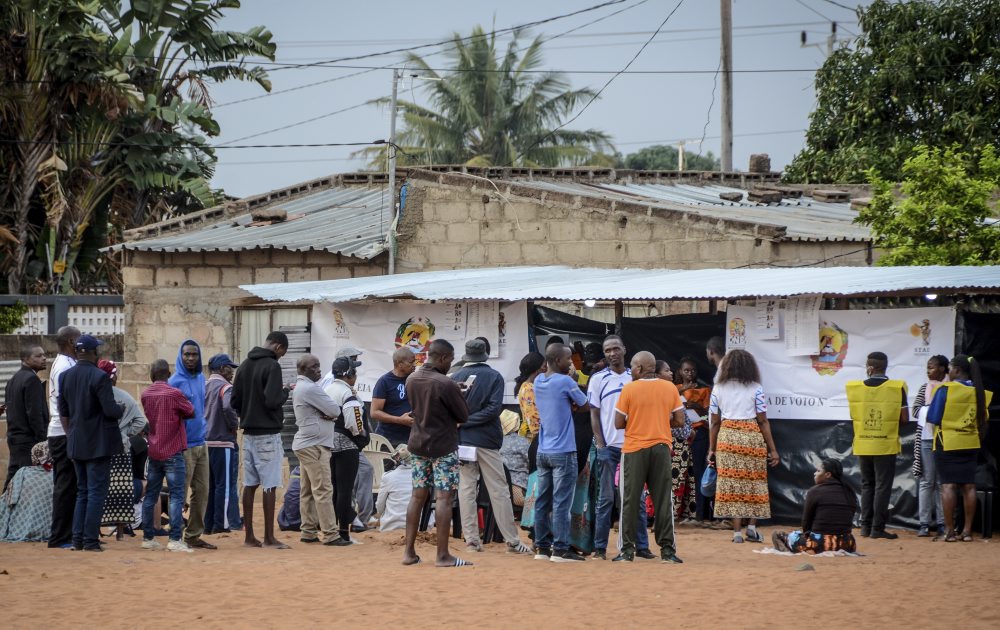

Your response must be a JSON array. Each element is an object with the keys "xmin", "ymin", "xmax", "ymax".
[{"xmin": 2, "ymin": 326, "xmax": 993, "ymax": 563}]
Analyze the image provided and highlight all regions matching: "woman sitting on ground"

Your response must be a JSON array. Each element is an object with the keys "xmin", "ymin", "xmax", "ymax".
[
  {"xmin": 926, "ymin": 354, "xmax": 991, "ymax": 542},
  {"xmin": 0, "ymin": 441, "xmax": 54, "ymax": 542},
  {"xmin": 772, "ymin": 458, "xmax": 857, "ymax": 554}
]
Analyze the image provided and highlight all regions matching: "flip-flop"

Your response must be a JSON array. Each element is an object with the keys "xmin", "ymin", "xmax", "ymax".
[
  {"xmin": 439, "ymin": 557, "xmax": 473, "ymax": 568},
  {"xmin": 961, "ymin": 533, "xmax": 974, "ymax": 542},
  {"xmin": 944, "ymin": 532, "xmax": 958, "ymax": 543}
]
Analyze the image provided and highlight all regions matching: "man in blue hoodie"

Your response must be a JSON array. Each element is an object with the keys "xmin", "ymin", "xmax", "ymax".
[{"xmin": 168, "ymin": 340, "xmax": 216, "ymax": 550}]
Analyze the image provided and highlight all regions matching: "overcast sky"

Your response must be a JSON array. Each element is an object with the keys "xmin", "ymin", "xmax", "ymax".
[{"xmin": 209, "ymin": 0, "xmax": 870, "ymax": 197}]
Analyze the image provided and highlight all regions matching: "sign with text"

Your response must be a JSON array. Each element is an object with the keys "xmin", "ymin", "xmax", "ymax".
[{"xmin": 726, "ymin": 306, "xmax": 955, "ymax": 420}]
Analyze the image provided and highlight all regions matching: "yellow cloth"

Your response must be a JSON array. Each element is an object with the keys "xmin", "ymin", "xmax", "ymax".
[
  {"xmin": 846, "ymin": 380, "xmax": 906, "ymax": 456},
  {"xmin": 934, "ymin": 383, "xmax": 993, "ymax": 452}
]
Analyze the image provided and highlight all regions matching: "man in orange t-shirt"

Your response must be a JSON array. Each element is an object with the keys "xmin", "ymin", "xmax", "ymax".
[{"xmin": 614, "ymin": 351, "xmax": 685, "ymax": 563}]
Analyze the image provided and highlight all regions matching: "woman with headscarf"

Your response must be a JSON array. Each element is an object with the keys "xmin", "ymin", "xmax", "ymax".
[
  {"xmin": 0, "ymin": 441, "xmax": 54, "ymax": 542},
  {"xmin": 771, "ymin": 458, "xmax": 858, "ymax": 554},
  {"xmin": 926, "ymin": 354, "xmax": 992, "ymax": 542},
  {"xmin": 98, "ymin": 360, "xmax": 148, "ymax": 539}
]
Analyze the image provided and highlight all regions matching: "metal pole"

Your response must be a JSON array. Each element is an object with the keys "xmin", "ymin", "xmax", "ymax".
[
  {"xmin": 678, "ymin": 141, "xmax": 685, "ymax": 171},
  {"xmin": 387, "ymin": 68, "xmax": 400, "ymax": 275},
  {"xmin": 720, "ymin": 0, "xmax": 733, "ymax": 172}
]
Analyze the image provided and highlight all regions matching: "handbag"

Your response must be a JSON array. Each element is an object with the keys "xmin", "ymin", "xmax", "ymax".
[{"xmin": 700, "ymin": 466, "xmax": 717, "ymax": 497}]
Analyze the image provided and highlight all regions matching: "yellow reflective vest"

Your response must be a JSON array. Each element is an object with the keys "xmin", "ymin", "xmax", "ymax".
[
  {"xmin": 846, "ymin": 380, "xmax": 907, "ymax": 456},
  {"xmin": 933, "ymin": 382, "xmax": 993, "ymax": 452}
]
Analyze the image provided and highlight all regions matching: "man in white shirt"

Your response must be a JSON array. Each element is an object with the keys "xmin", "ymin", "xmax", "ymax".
[
  {"xmin": 376, "ymin": 445, "xmax": 434, "ymax": 531},
  {"xmin": 46, "ymin": 325, "xmax": 80, "ymax": 549},
  {"xmin": 588, "ymin": 335, "xmax": 652, "ymax": 560}
]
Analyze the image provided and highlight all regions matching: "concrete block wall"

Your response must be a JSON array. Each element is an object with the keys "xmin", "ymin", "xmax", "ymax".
[{"xmin": 118, "ymin": 248, "xmax": 386, "ymax": 397}]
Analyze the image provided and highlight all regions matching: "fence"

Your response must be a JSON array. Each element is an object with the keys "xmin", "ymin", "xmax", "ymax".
[{"xmin": 1, "ymin": 295, "xmax": 125, "ymax": 335}]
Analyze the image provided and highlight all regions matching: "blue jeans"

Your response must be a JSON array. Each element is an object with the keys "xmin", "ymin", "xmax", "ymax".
[
  {"xmin": 918, "ymin": 440, "xmax": 944, "ymax": 528},
  {"xmin": 534, "ymin": 451, "xmax": 577, "ymax": 552},
  {"xmin": 594, "ymin": 446, "xmax": 649, "ymax": 551},
  {"xmin": 206, "ymin": 445, "xmax": 242, "ymax": 532},
  {"xmin": 72, "ymin": 457, "xmax": 112, "ymax": 550},
  {"xmin": 143, "ymin": 453, "xmax": 187, "ymax": 542}
]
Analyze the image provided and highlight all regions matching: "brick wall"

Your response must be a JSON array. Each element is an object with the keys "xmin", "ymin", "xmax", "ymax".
[
  {"xmin": 118, "ymin": 248, "xmax": 386, "ymax": 396},
  {"xmin": 396, "ymin": 173, "xmax": 872, "ymax": 271}
]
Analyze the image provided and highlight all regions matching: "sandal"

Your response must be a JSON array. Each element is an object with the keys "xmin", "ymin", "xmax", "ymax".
[
  {"xmin": 944, "ymin": 531, "xmax": 958, "ymax": 543},
  {"xmin": 961, "ymin": 533, "xmax": 974, "ymax": 542}
]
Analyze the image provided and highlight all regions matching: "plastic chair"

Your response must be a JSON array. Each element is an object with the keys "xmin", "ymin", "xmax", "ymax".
[
  {"xmin": 365, "ymin": 433, "xmax": 394, "ymax": 453},
  {"xmin": 363, "ymin": 451, "xmax": 392, "ymax": 494}
]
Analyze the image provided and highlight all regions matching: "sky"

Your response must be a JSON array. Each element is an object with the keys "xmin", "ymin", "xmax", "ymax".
[{"xmin": 209, "ymin": 0, "xmax": 870, "ymax": 197}]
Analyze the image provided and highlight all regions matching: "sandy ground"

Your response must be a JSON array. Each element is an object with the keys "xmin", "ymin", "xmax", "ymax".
[{"xmin": 2, "ymin": 513, "xmax": 999, "ymax": 630}]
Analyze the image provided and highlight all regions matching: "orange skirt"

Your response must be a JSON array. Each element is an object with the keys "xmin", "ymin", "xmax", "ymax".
[{"xmin": 715, "ymin": 419, "xmax": 771, "ymax": 519}]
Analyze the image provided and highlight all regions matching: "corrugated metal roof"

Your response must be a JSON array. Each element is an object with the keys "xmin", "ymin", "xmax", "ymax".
[
  {"xmin": 239, "ymin": 265, "xmax": 1000, "ymax": 303},
  {"xmin": 115, "ymin": 186, "xmax": 390, "ymax": 259},
  {"xmin": 520, "ymin": 180, "xmax": 869, "ymax": 242}
]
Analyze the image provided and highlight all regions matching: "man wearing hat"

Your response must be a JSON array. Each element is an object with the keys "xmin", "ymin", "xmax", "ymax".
[
  {"xmin": 323, "ymin": 356, "xmax": 369, "ymax": 545},
  {"xmin": 319, "ymin": 346, "xmax": 363, "ymax": 390},
  {"xmin": 452, "ymin": 338, "xmax": 532, "ymax": 555},
  {"xmin": 57, "ymin": 335, "xmax": 124, "ymax": 551},
  {"xmin": 204, "ymin": 353, "xmax": 242, "ymax": 535}
]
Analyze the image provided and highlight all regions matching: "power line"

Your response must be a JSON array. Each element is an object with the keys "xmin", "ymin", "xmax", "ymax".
[
  {"xmin": 213, "ymin": 68, "xmax": 378, "ymax": 108},
  {"xmin": 217, "ymin": 100, "xmax": 377, "ymax": 145},
  {"xmin": 0, "ymin": 139, "xmax": 389, "ymax": 150},
  {"xmin": 794, "ymin": 0, "xmax": 858, "ymax": 36},
  {"xmin": 514, "ymin": 0, "xmax": 687, "ymax": 165},
  {"xmin": 816, "ymin": 0, "xmax": 858, "ymax": 12}
]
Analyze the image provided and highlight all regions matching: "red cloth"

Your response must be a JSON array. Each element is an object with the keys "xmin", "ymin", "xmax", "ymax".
[{"xmin": 141, "ymin": 381, "xmax": 194, "ymax": 461}]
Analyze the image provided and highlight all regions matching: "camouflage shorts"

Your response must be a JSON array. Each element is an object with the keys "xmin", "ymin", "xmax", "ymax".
[{"xmin": 410, "ymin": 452, "xmax": 460, "ymax": 491}]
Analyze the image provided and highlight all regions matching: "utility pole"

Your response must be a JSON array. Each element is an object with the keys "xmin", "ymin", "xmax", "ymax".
[
  {"xmin": 387, "ymin": 68, "xmax": 401, "ymax": 275},
  {"xmin": 719, "ymin": 0, "xmax": 733, "ymax": 172}
]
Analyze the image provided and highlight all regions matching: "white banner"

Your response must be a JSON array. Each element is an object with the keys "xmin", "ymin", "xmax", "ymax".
[
  {"xmin": 726, "ymin": 306, "xmax": 956, "ymax": 420},
  {"xmin": 311, "ymin": 301, "xmax": 530, "ymax": 403}
]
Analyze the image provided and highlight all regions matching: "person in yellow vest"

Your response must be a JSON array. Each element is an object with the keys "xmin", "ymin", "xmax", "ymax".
[
  {"xmin": 925, "ymin": 354, "xmax": 992, "ymax": 542},
  {"xmin": 845, "ymin": 351, "xmax": 908, "ymax": 540}
]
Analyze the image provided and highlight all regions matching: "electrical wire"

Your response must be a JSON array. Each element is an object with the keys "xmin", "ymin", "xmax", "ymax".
[
  {"xmin": 698, "ymin": 58, "xmax": 722, "ymax": 154},
  {"xmin": 794, "ymin": 0, "xmax": 858, "ymax": 36},
  {"xmin": 216, "ymin": 100, "xmax": 376, "ymax": 145},
  {"xmin": 213, "ymin": 68, "xmax": 379, "ymax": 108},
  {"xmin": 817, "ymin": 0, "xmax": 858, "ymax": 12},
  {"xmin": 0, "ymin": 139, "xmax": 390, "ymax": 150}
]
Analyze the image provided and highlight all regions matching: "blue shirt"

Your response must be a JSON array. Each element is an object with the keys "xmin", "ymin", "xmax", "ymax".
[
  {"xmin": 926, "ymin": 379, "xmax": 973, "ymax": 426},
  {"xmin": 534, "ymin": 372, "xmax": 587, "ymax": 454},
  {"xmin": 373, "ymin": 371, "xmax": 411, "ymax": 445}
]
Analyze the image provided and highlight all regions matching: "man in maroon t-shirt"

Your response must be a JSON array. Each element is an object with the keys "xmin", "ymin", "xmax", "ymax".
[{"xmin": 140, "ymin": 359, "xmax": 195, "ymax": 552}]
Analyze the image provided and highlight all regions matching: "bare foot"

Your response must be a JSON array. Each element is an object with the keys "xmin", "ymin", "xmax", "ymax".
[
  {"xmin": 263, "ymin": 540, "xmax": 290, "ymax": 549},
  {"xmin": 401, "ymin": 554, "xmax": 421, "ymax": 566},
  {"xmin": 244, "ymin": 538, "xmax": 263, "ymax": 548}
]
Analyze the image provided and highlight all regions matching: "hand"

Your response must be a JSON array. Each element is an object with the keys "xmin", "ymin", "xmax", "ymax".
[
  {"xmin": 0, "ymin": 403, "xmax": 6, "ymax": 416},
  {"xmin": 767, "ymin": 450, "xmax": 780, "ymax": 467},
  {"xmin": 707, "ymin": 450, "xmax": 716, "ymax": 468},
  {"xmin": 401, "ymin": 412, "xmax": 415, "ymax": 426}
]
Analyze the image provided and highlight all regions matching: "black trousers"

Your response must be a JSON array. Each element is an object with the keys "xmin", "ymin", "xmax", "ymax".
[
  {"xmin": 47, "ymin": 436, "xmax": 78, "ymax": 547},
  {"xmin": 4, "ymin": 442, "xmax": 33, "ymax": 492},
  {"xmin": 330, "ymin": 449, "xmax": 360, "ymax": 537},
  {"xmin": 690, "ymin": 425, "xmax": 713, "ymax": 521},
  {"xmin": 859, "ymin": 454, "xmax": 896, "ymax": 531}
]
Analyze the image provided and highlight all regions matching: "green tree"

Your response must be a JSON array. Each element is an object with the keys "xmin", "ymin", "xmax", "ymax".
[
  {"xmin": 858, "ymin": 144, "xmax": 1000, "ymax": 266},
  {"xmin": 785, "ymin": 0, "xmax": 1000, "ymax": 183},
  {"xmin": 363, "ymin": 26, "xmax": 615, "ymax": 167},
  {"xmin": 621, "ymin": 144, "xmax": 720, "ymax": 171}
]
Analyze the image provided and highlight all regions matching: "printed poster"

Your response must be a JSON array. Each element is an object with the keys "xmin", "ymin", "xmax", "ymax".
[
  {"xmin": 726, "ymin": 306, "xmax": 956, "ymax": 421},
  {"xmin": 312, "ymin": 300, "xmax": 529, "ymax": 403}
]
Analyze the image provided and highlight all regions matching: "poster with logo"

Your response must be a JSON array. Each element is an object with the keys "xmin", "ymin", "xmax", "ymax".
[
  {"xmin": 312, "ymin": 301, "xmax": 529, "ymax": 403},
  {"xmin": 725, "ymin": 306, "xmax": 956, "ymax": 420}
]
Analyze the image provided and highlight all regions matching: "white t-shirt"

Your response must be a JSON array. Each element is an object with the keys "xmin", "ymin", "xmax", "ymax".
[
  {"xmin": 587, "ymin": 367, "xmax": 632, "ymax": 448},
  {"xmin": 47, "ymin": 353, "xmax": 77, "ymax": 437},
  {"xmin": 709, "ymin": 381, "xmax": 767, "ymax": 420}
]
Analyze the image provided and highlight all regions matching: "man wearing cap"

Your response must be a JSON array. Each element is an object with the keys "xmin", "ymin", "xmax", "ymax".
[
  {"xmin": 453, "ymin": 338, "xmax": 532, "ymax": 554},
  {"xmin": 57, "ymin": 335, "xmax": 123, "ymax": 551},
  {"xmin": 323, "ymin": 356, "xmax": 369, "ymax": 545},
  {"xmin": 4, "ymin": 344, "xmax": 48, "ymax": 492},
  {"xmin": 204, "ymin": 353, "xmax": 242, "ymax": 535},
  {"xmin": 168, "ymin": 339, "xmax": 215, "ymax": 550},
  {"xmin": 319, "ymin": 346, "xmax": 363, "ymax": 390},
  {"xmin": 46, "ymin": 325, "xmax": 80, "ymax": 549},
  {"xmin": 292, "ymin": 354, "xmax": 342, "ymax": 545}
]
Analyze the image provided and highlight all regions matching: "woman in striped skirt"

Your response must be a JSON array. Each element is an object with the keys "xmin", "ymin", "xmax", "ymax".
[{"xmin": 707, "ymin": 349, "xmax": 780, "ymax": 543}]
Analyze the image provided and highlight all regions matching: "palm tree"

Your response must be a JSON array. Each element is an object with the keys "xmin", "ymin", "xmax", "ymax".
[{"xmin": 364, "ymin": 26, "xmax": 615, "ymax": 168}]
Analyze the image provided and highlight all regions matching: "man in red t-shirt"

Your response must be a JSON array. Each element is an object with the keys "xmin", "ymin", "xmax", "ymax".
[
  {"xmin": 140, "ymin": 359, "xmax": 195, "ymax": 553},
  {"xmin": 614, "ymin": 351, "xmax": 686, "ymax": 564}
]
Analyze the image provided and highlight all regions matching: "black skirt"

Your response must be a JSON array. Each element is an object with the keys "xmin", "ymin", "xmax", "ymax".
[
  {"xmin": 101, "ymin": 451, "xmax": 135, "ymax": 525},
  {"xmin": 933, "ymin": 448, "xmax": 978, "ymax": 485}
]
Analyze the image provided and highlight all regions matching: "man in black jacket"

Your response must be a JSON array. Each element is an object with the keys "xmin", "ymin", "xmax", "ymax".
[
  {"xmin": 4, "ymin": 344, "xmax": 49, "ymax": 491},
  {"xmin": 58, "ymin": 335, "xmax": 123, "ymax": 551},
  {"xmin": 452, "ymin": 338, "xmax": 531, "ymax": 554},
  {"xmin": 231, "ymin": 331, "xmax": 290, "ymax": 549}
]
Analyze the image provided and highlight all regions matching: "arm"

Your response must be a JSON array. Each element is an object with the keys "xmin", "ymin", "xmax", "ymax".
[
  {"xmin": 221, "ymin": 386, "xmax": 240, "ymax": 431},
  {"xmin": 26, "ymin": 377, "xmax": 49, "ymax": 442},
  {"xmin": 263, "ymin": 362, "xmax": 290, "ymax": 410},
  {"xmin": 669, "ymin": 408, "xmax": 685, "ymax": 428},
  {"xmin": 176, "ymin": 390, "xmax": 196, "ymax": 420},
  {"xmin": 121, "ymin": 393, "xmax": 148, "ymax": 437},
  {"xmin": 304, "ymin": 385, "xmax": 341, "ymax": 420},
  {"xmin": 898, "ymin": 387, "xmax": 910, "ymax": 426},
  {"xmin": 230, "ymin": 375, "xmax": 243, "ymax": 415},
  {"xmin": 375, "ymin": 478, "xmax": 390, "ymax": 518},
  {"xmin": 590, "ymin": 407, "xmax": 606, "ymax": 448},
  {"xmin": 371, "ymin": 398, "xmax": 413, "ymax": 426},
  {"xmin": 462, "ymin": 373, "xmax": 504, "ymax": 431},
  {"xmin": 442, "ymin": 382, "xmax": 470, "ymax": 425},
  {"xmin": 58, "ymin": 384, "xmax": 70, "ymax": 433},
  {"xmin": 911, "ymin": 383, "xmax": 928, "ymax": 418},
  {"xmin": 614, "ymin": 409, "xmax": 627, "ymax": 430},
  {"xmin": 801, "ymin": 487, "xmax": 817, "ymax": 533},
  {"xmin": 708, "ymin": 414, "xmax": 721, "ymax": 463},
  {"xmin": 926, "ymin": 387, "xmax": 947, "ymax": 426},
  {"xmin": 757, "ymin": 412, "xmax": 779, "ymax": 467}
]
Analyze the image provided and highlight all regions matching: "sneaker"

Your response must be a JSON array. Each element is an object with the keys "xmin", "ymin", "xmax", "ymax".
[
  {"xmin": 745, "ymin": 529, "xmax": 764, "ymax": 543},
  {"xmin": 636, "ymin": 548, "xmax": 656, "ymax": 560},
  {"xmin": 732, "ymin": 532, "xmax": 744, "ymax": 544},
  {"xmin": 533, "ymin": 546, "xmax": 552, "ymax": 560},
  {"xmin": 167, "ymin": 540, "xmax": 194, "ymax": 553},
  {"xmin": 660, "ymin": 553, "xmax": 684, "ymax": 564},
  {"xmin": 550, "ymin": 549, "xmax": 586, "ymax": 563},
  {"xmin": 466, "ymin": 540, "xmax": 484, "ymax": 553},
  {"xmin": 300, "ymin": 537, "xmax": 321, "ymax": 544},
  {"xmin": 917, "ymin": 526, "xmax": 930, "ymax": 538},
  {"xmin": 141, "ymin": 539, "xmax": 162, "ymax": 551},
  {"xmin": 507, "ymin": 541, "xmax": 532, "ymax": 554},
  {"xmin": 771, "ymin": 531, "xmax": 790, "ymax": 553},
  {"xmin": 592, "ymin": 548, "xmax": 607, "ymax": 560},
  {"xmin": 870, "ymin": 530, "xmax": 898, "ymax": 540},
  {"xmin": 612, "ymin": 552, "xmax": 634, "ymax": 562},
  {"xmin": 325, "ymin": 536, "xmax": 353, "ymax": 546}
]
